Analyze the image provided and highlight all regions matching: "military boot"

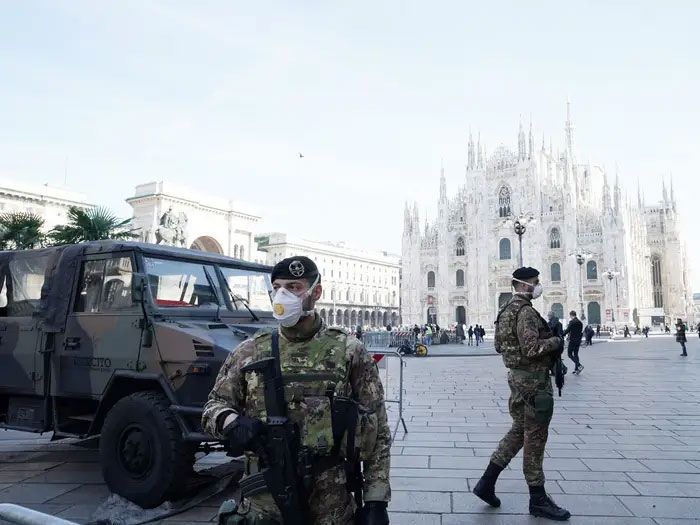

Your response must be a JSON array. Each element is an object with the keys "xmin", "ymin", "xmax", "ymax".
[
  {"xmin": 472, "ymin": 461, "xmax": 503, "ymax": 508},
  {"xmin": 529, "ymin": 486, "xmax": 570, "ymax": 521}
]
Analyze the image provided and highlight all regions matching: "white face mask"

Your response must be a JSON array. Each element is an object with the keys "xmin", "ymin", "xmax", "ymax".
[
  {"xmin": 513, "ymin": 278, "xmax": 543, "ymax": 299},
  {"xmin": 272, "ymin": 278, "xmax": 318, "ymax": 327}
]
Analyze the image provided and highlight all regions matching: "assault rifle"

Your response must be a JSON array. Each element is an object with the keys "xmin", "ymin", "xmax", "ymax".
[
  {"xmin": 551, "ymin": 338, "xmax": 566, "ymax": 396},
  {"xmin": 239, "ymin": 332, "xmax": 310, "ymax": 525}
]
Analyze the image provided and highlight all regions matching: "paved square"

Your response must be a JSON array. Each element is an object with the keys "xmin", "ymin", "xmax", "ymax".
[{"xmin": 0, "ymin": 334, "xmax": 698, "ymax": 524}]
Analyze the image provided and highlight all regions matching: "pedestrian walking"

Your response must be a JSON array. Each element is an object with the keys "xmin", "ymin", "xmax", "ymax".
[
  {"xmin": 355, "ymin": 325, "xmax": 363, "ymax": 341},
  {"xmin": 596, "ymin": 324, "xmax": 600, "ymax": 337},
  {"xmin": 676, "ymin": 318, "xmax": 688, "ymax": 356},
  {"xmin": 623, "ymin": 325, "xmax": 630, "ymax": 338},
  {"xmin": 468, "ymin": 325, "xmax": 474, "ymax": 346},
  {"xmin": 474, "ymin": 324, "xmax": 481, "ymax": 346},
  {"xmin": 563, "ymin": 311, "xmax": 584, "ymax": 374},
  {"xmin": 456, "ymin": 322, "xmax": 465, "ymax": 344},
  {"xmin": 203, "ymin": 256, "xmax": 390, "ymax": 524},
  {"xmin": 547, "ymin": 312, "xmax": 563, "ymax": 338},
  {"xmin": 480, "ymin": 325, "xmax": 486, "ymax": 342},
  {"xmin": 584, "ymin": 324, "xmax": 594, "ymax": 346},
  {"xmin": 425, "ymin": 324, "xmax": 433, "ymax": 346},
  {"xmin": 472, "ymin": 267, "xmax": 570, "ymax": 520}
]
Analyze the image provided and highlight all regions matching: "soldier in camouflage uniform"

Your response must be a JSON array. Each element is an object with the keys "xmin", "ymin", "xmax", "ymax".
[
  {"xmin": 473, "ymin": 267, "xmax": 571, "ymax": 521},
  {"xmin": 202, "ymin": 256, "xmax": 391, "ymax": 525}
]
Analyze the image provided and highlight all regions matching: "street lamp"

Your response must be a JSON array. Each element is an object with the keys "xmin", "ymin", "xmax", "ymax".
[
  {"xmin": 602, "ymin": 269, "xmax": 620, "ymax": 324},
  {"xmin": 503, "ymin": 213, "xmax": 535, "ymax": 267},
  {"xmin": 570, "ymin": 251, "xmax": 597, "ymax": 322},
  {"xmin": 514, "ymin": 220, "xmax": 527, "ymax": 267}
]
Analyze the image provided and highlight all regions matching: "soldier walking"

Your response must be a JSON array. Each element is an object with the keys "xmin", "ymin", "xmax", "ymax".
[
  {"xmin": 473, "ymin": 267, "xmax": 570, "ymax": 521},
  {"xmin": 203, "ymin": 256, "xmax": 391, "ymax": 524}
]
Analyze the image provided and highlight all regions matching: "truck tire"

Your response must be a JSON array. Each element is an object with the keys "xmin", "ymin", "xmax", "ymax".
[{"xmin": 99, "ymin": 390, "xmax": 196, "ymax": 508}]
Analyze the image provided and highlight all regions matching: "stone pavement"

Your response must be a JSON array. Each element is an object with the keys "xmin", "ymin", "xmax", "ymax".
[
  {"xmin": 0, "ymin": 334, "xmax": 697, "ymax": 524},
  {"xmin": 385, "ymin": 334, "xmax": 700, "ymax": 524}
]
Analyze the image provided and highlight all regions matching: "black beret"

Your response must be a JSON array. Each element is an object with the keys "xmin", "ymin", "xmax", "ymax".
[
  {"xmin": 271, "ymin": 256, "xmax": 319, "ymax": 282},
  {"xmin": 512, "ymin": 266, "xmax": 540, "ymax": 280}
]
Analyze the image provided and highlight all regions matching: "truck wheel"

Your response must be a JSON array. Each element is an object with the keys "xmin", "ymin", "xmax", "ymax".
[{"xmin": 99, "ymin": 390, "xmax": 195, "ymax": 508}]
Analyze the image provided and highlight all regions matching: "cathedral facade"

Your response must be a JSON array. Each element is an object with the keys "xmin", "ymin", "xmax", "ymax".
[{"xmin": 401, "ymin": 105, "xmax": 694, "ymax": 330}]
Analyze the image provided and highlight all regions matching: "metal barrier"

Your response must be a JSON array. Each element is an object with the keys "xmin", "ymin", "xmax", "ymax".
[
  {"xmin": 365, "ymin": 349, "xmax": 407, "ymax": 441},
  {"xmin": 0, "ymin": 504, "xmax": 78, "ymax": 525},
  {"xmin": 363, "ymin": 330, "xmax": 462, "ymax": 347}
]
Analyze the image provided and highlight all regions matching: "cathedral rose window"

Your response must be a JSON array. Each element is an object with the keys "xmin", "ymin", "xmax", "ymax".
[
  {"xmin": 455, "ymin": 237, "xmax": 465, "ymax": 256},
  {"xmin": 498, "ymin": 186, "xmax": 512, "ymax": 218}
]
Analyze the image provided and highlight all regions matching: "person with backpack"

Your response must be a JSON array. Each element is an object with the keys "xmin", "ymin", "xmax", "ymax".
[{"xmin": 468, "ymin": 325, "xmax": 474, "ymax": 346}]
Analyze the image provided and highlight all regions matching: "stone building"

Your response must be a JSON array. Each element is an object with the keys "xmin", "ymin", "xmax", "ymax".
[
  {"xmin": 255, "ymin": 232, "xmax": 400, "ymax": 329},
  {"xmin": 401, "ymin": 104, "xmax": 693, "ymax": 330},
  {"xmin": 127, "ymin": 181, "xmax": 267, "ymax": 262},
  {"xmin": 0, "ymin": 179, "xmax": 93, "ymax": 229}
]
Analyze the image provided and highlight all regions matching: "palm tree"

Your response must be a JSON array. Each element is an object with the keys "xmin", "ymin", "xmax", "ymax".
[
  {"xmin": 48, "ymin": 206, "xmax": 138, "ymax": 245},
  {"xmin": 0, "ymin": 212, "xmax": 46, "ymax": 250}
]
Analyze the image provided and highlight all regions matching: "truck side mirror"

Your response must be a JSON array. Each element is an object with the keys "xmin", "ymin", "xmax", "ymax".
[{"xmin": 132, "ymin": 273, "xmax": 148, "ymax": 303}]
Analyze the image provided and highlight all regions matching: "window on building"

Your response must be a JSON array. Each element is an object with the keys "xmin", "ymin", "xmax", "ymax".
[
  {"xmin": 551, "ymin": 302, "xmax": 564, "ymax": 320},
  {"xmin": 586, "ymin": 260, "xmax": 598, "ymax": 280},
  {"xmin": 550, "ymin": 228, "xmax": 561, "ymax": 249},
  {"xmin": 550, "ymin": 263, "xmax": 561, "ymax": 282},
  {"xmin": 455, "ymin": 237, "xmax": 465, "ymax": 256},
  {"xmin": 651, "ymin": 255, "xmax": 663, "ymax": 308},
  {"xmin": 427, "ymin": 271, "xmax": 436, "ymax": 288},
  {"xmin": 456, "ymin": 269, "xmax": 465, "ymax": 287},
  {"xmin": 499, "ymin": 238, "xmax": 511, "ymax": 260},
  {"xmin": 498, "ymin": 186, "xmax": 512, "ymax": 217}
]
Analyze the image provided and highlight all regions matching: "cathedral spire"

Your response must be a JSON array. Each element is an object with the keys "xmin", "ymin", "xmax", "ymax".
[
  {"xmin": 467, "ymin": 130, "xmax": 475, "ymax": 170},
  {"xmin": 518, "ymin": 118, "xmax": 526, "ymax": 161},
  {"xmin": 477, "ymin": 132, "xmax": 484, "ymax": 168},
  {"xmin": 637, "ymin": 178, "xmax": 644, "ymax": 208},
  {"xmin": 541, "ymin": 133, "xmax": 545, "ymax": 152},
  {"xmin": 439, "ymin": 162, "xmax": 447, "ymax": 202},
  {"xmin": 602, "ymin": 171, "xmax": 612, "ymax": 212},
  {"xmin": 670, "ymin": 174, "xmax": 675, "ymax": 206},
  {"xmin": 662, "ymin": 177, "xmax": 668, "ymax": 203},
  {"xmin": 565, "ymin": 99, "xmax": 574, "ymax": 159},
  {"xmin": 614, "ymin": 170, "xmax": 621, "ymax": 214},
  {"xmin": 528, "ymin": 118, "xmax": 534, "ymax": 159}
]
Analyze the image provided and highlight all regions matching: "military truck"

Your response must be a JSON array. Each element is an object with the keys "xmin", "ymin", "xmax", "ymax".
[{"xmin": 0, "ymin": 241, "xmax": 275, "ymax": 508}]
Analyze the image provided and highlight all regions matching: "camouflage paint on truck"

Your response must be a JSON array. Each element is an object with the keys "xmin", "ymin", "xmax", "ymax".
[{"xmin": 0, "ymin": 241, "xmax": 276, "ymax": 507}]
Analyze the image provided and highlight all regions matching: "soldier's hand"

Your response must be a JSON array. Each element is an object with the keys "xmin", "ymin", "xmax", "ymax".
[
  {"xmin": 359, "ymin": 501, "xmax": 389, "ymax": 525},
  {"xmin": 222, "ymin": 415, "xmax": 265, "ymax": 455}
]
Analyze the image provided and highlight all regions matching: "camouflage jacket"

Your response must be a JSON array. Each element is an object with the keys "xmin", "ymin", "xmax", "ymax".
[
  {"xmin": 202, "ymin": 314, "xmax": 391, "ymax": 503},
  {"xmin": 494, "ymin": 294, "xmax": 562, "ymax": 372}
]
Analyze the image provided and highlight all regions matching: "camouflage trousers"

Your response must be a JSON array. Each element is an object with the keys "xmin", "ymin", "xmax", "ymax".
[
  {"xmin": 490, "ymin": 369, "xmax": 554, "ymax": 486},
  {"xmin": 221, "ymin": 464, "xmax": 355, "ymax": 525}
]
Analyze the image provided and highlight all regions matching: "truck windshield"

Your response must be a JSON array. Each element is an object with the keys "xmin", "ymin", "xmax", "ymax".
[
  {"xmin": 219, "ymin": 267, "xmax": 273, "ymax": 314},
  {"xmin": 143, "ymin": 257, "xmax": 221, "ymax": 309}
]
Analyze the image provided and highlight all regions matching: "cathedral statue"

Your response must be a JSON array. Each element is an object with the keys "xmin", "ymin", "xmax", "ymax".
[{"xmin": 155, "ymin": 206, "xmax": 188, "ymax": 247}]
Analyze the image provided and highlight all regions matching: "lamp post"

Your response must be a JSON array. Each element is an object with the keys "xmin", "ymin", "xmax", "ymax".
[
  {"xmin": 503, "ymin": 213, "xmax": 534, "ymax": 267},
  {"xmin": 576, "ymin": 254, "xmax": 586, "ymax": 321},
  {"xmin": 514, "ymin": 219, "xmax": 527, "ymax": 267},
  {"xmin": 602, "ymin": 270, "xmax": 620, "ymax": 325}
]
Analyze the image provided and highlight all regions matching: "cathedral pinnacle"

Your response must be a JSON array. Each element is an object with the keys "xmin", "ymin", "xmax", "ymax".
[
  {"xmin": 439, "ymin": 164, "xmax": 447, "ymax": 202},
  {"xmin": 565, "ymin": 99, "xmax": 575, "ymax": 160},
  {"xmin": 518, "ymin": 118, "xmax": 526, "ymax": 161},
  {"xmin": 528, "ymin": 119, "xmax": 534, "ymax": 159},
  {"xmin": 477, "ymin": 132, "xmax": 484, "ymax": 168},
  {"xmin": 467, "ymin": 131, "xmax": 475, "ymax": 170}
]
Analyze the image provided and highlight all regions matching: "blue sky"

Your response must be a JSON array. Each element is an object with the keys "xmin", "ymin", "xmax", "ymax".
[{"xmin": 1, "ymin": 1, "xmax": 698, "ymax": 288}]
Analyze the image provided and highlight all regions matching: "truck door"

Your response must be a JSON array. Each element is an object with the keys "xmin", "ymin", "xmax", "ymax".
[
  {"xmin": 56, "ymin": 254, "xmax": 143, "ymax": 397},
  {"xmin": 0, "ymin": 255, "xmax": 49, "ymax": 395}
]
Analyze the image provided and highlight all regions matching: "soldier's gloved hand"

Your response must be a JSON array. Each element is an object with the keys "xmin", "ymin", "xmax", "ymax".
[
  {"xmin": 222, "ymin": 414, "xmax": 265, "ymax": 455},
  {"xmin": 359, "ymin": 501, "xmax": 389, "ymax": 525}
]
